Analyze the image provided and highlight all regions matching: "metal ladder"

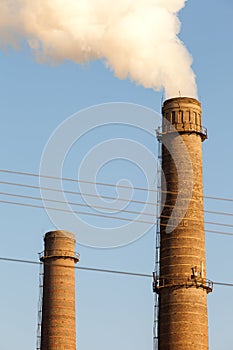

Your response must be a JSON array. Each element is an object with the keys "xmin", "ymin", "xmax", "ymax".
[
  {"xmin": 36, "ymin": 262, "xmax": 43, "ymax": 350},
  {"xmin": 153, "ymin": 129, "xmax": 162, "ymax": 350}
]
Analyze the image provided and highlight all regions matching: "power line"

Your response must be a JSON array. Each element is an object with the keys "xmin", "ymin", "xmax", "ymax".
[
  {"xmin": 0, "ymin": 192, "xmax": 233, "ymax": 228},
  {"xmin": 213, "ymin": 281, "xmax": 233, "ymax": 287},
  {"xmin": 1, "ymin": 198, "xmax": 233, "ymax": 237},
  {"xmin": 0, "ymin": 199, "xmax": 154, "ymax": 225},
  {"xmin": 0, "ymin": 256, "xmax": 232, "ymax": 287},
  {"xmin": 204, "ymin": 229, "xmax": 233, "ymax": 237},
  {"xmin": 1, "ymin": 180, "xmax": 233, "ymax": 220},
  {"xmin": 1, "ymin": 169, "xmax": 158, "ymax": 193},
  {"xmin": 1, "ymin": 190, "xmax": 233, "ymax": 230},
  {"xmin": 0, "ymin": 180, "xmax": 155, "ymax": 206},
  {"xmin": 0, "ymin": 257, "xmax": 152, "ymax": 278},
  {"xmin": 1, "ymin": 168, "xmax": 233, "ymax": 203},
  {"xmin": 0, "ymin": 191, "xmax": 156, "ymax": 218}
]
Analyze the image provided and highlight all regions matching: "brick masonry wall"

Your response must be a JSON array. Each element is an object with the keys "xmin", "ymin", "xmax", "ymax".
[
  {"xmin": 158, "ymin": 98, "xmax": 209, "ymax": 350},
  {"xmin": 40, "ymin": 231, "xmax": 77, "ymax": 350}
]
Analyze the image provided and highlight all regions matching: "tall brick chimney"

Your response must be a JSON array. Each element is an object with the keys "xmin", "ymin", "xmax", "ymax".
[
  {"xmin": 155, "ymin": 97, "xmax": 212, "ymax": 350},
  {"xmin": 40, "ymin": 230, "xmax": 79, "ymax": 350}
]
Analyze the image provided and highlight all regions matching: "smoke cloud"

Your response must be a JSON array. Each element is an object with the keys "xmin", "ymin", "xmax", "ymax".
[{"xmin": 0, "ymin": 0, "xmax": 197, "ymax": 98}]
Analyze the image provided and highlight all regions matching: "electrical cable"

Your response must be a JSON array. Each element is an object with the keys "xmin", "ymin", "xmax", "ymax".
[
  {"xmin": 0, "ymin": 180, "xmax": 233, "ymax": 219},
  {"xmin": 0, "ymin": 199, "xmax": 154, "ymax": 225},
  {"xmin": 1, "ymin": 169, "xmax": 159, "ymax": 193},
  {"xmin": 1, "ymin": 198, "xmax": 233, "ymax": 237},
  {"xmin": 213, "ymin": 281, "xmax": 233, "ymax": 287},
  {"xmin": 0, "ymin": 256, "xmax": 232, "ymax": 287},
  {"xmin": 0, "ymin": 257, "xmax": 152, "ymax": 278},
  {"xmin": 0, "ymin": 180, "xmax": 155, "ymax": 206},
  {"xmin": 1, "ymin": 168, "xmax": 233, "ymax": 203},
  {"xmin": 1, "ymin": 190, "xmax": 233, "ymax": 230},
  {"xmin": 0, "ymin": 191, "xmax": 156, "ymax": 218}
]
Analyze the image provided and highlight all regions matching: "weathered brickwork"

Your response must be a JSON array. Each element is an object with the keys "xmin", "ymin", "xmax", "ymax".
[
  {"xmin": 40, "ymin": 230, "xmax": 78, "ymax": 350},
  {"xmin": 159, "ymin": 98, "xmax": 211, "ymax": 350}
]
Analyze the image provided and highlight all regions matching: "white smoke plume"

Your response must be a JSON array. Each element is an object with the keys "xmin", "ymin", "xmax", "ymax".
[{"xmin": 0, "ymin": 0, "xmax": 197, "ymax": 98}]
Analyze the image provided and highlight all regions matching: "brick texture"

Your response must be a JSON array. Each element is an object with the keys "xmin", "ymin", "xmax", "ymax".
[
  {"xmin": 40, "ymin": 230, "xmax": 78, "ymax": 350},
  {"xmin": 159, "ymin": 98, "xmax": 211, "ymax": 350}
]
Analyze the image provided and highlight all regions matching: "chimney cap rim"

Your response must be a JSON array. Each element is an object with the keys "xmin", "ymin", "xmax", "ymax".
[
  {"xmin": 162, "ymin": 96, "xmax": 201, "ymax": 108},
  {"xmin": 44, "ymin": 230, "xmax": 76, "ymax": 242}
]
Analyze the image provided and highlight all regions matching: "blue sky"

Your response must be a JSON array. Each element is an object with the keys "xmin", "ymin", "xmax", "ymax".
[{"xmin": 0, "ymin": 1, "xmax": 233, "ymax": 349}]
